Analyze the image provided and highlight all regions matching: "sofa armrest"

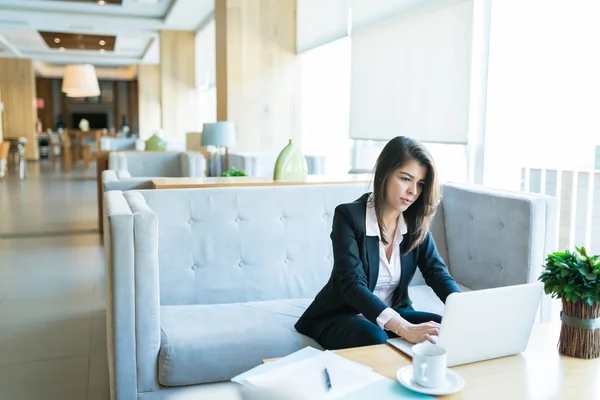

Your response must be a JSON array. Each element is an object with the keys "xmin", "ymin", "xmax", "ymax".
[
  {"xmin": 105, "ymin": 191, "xmax": 162, "ymax": 398},
  {"xmin": 441, "ymin": 183, "xmax": 557, "ymax": 292},
  {"xmin": 181, "ymin": 151, "xmax": 207, "ymax": 177},
  {"xmin": 102, "ymin": 169, "xmax": 119, "ymax": 184},
  {"xmin": 122, "ymin": 191, "xmax": 161, "ymax": 393},
  {"xmin": 102, "ymin": 171, "xmax": 153, "ymax": 192},
  {"xmin": 108, "ymin": 152, "xmax": 129, "ymax": 171},
  {"xmin": 135, "ymin": 139, "xmax": 145, "ymax": 151},
  {"xmin": 306, "ymin": 155, "xmax": 326, "ymax": 175},
  {"xmin": 117, "ymin": 170, "xmax": 132, "ymax": 179},
  {"xmin": 103, "ymin": 191, "xmax": 138, "ymax": 400}
]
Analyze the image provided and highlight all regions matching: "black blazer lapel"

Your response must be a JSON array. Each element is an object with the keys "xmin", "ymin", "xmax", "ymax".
[{"xmin": 365, "ymin": 236, "xmax": 379, "ymax": 292}]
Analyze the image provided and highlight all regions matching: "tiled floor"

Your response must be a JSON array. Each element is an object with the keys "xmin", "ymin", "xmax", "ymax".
[{"xmin": 0, "ymin": 161, "xmax": 240, "ymax": 400}]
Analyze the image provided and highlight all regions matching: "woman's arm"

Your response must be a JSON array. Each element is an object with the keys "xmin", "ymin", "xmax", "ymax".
[
  {"xmin": 418, "ymin": 231, "xmax": 461, "ymax": 302},
  {"xmin": 330, "ymin": 206, "xmax": 389, "ymax": 323}
]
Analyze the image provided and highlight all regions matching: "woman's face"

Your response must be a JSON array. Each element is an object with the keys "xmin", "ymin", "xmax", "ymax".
[{"xmin": 385, "ymin": 159, "xmax": 427, "ymax": 213}]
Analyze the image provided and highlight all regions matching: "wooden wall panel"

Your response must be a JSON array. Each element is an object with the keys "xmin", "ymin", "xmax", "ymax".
[
  {"xmin": 0, "ymin": 84, "xmax": 4, "ymax": 142},
  {"xmin": 128, "ymin": 80, "xmax": 139, "ymax": 136},
  {"xmin": 216, "ymin": 0, "xmax": 302, "ymax": 154},
  {"xmin": 159, "ymin": 30, "xmax": 200, "ymax": 140},
  {"xmin": 36, "ymin": 77, "xmax": 54, "ymax": 131},
  {"xmin": 115, "ymin": 80, "xmax": 129, "ymax": 129},
  {"xmin": 0, "ymin": 58, "xmax": 39, "ymax": 159},
  {"xmin": 138, "ymin": 64, "xmax": 161, "ymax": 139}
]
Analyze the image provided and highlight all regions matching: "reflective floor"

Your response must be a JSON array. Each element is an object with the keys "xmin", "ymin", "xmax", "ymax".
[{"xmin": 0, "ymin": 161, "xmax": 239, "ymax": 400}]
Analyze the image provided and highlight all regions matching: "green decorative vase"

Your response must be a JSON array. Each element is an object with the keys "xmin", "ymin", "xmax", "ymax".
[
  {"xmin": 145, "ymin": 134, "xmax": 167, "ymax": 151},
  {"xmin": 273, "ymin": 139, "xmax": 308, "ymax": 181}
]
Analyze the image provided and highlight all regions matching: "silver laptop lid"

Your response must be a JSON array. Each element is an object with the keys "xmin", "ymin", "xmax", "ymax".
[
  {"xmin": 438, "ymin": 282, "xmax": 542, "ymax": 366},
  {"xmin": 387, "ymin": 283, "xmax": 543, "ymax": 367}
]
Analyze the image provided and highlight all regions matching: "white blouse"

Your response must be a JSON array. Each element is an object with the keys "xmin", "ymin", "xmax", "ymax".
[{"xmin": 365, "ymin": 195, "xmax": 407, "ymax": 329}]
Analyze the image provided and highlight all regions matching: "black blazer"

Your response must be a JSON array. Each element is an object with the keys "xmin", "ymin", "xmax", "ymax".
[{"xmin": 295, "ymin": 193, "xmax": 460, "ymax": 341}]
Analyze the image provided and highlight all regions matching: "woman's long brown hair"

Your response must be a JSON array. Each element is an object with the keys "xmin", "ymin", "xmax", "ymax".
[{"xmin": 371, "ymin": 136, "xmax": 441, "ymax": 254}]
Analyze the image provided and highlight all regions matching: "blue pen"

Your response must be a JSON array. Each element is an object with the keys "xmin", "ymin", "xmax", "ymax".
[{"xmin": 324, "ymin": 367, "xmax": 332, "ymax": 390}]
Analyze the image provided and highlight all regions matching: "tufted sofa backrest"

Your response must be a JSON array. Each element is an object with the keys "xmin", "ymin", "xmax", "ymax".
[{"xmin": 138, "ymin": 184, "xmax": 374, "ymax": 305}]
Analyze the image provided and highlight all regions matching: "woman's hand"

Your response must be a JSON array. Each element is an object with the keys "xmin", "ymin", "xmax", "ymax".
[{"xmin": 386, "ymin": 318, "xmax": 440, "ymax": 344}]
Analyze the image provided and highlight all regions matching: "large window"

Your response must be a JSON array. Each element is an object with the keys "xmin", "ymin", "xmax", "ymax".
[{"xmin": 299, "ymin": 37, "xmax": 352, "ymax": 175}]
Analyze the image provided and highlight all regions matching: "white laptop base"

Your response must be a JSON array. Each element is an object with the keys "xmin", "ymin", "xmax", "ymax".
[{"xmin": 387, "ymin": 283, "xmax": 543, "ymax": 367}]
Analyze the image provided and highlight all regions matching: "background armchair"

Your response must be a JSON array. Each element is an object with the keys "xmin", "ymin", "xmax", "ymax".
[
  {"xmin": 229, "ymin": 152, "xmax": 326, "ymax": 177},
  {"xmin": 99, "ymin": 137, "xmax": 145, "ymax": 152},
  {"xmin": 100, "ymin": 151, "xmax": 207, "ymax": 232}
]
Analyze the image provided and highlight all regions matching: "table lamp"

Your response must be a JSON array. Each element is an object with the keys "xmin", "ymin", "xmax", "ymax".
[{"xmin": 201, "ymin": 122, "xmax": 236, "ymax": 177}]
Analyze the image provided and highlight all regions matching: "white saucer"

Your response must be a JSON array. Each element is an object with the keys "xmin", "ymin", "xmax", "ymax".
[{"xmin": 396, "ymin": 365, "xmax": 465, "ymax": 396}]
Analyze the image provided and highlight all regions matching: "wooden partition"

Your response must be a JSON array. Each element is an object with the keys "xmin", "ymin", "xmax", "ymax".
[
  {"xmin": 96, "ymin": 151, "xmax": 110, "ymax": 234},
  {"xmin": 0, "ymin": 58, "xmax": 38, "ymax": 160},
  {"xmin": 151, "ymin": 174, "xmax": 372, "ymax": 189},
  {"xmin": 215, "ymin": 0, "xmax": 302, "ymax": 154}
]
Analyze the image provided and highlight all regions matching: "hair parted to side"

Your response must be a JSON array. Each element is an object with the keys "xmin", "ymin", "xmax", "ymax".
[{"xmin": 372, "ymin": 136, "xmax": 442, "ymax": 254}]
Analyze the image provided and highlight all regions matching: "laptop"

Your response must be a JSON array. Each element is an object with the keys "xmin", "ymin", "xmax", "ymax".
[{"xmin": 387, "ymin": 282, "xmax": 543, "ymax": 367}]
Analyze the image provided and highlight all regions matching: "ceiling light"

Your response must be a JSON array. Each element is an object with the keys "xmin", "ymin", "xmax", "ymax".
[
  {"xmin": 99, "ymin": 40, "xmax": 105, "ymax": 46},
  {"xmin": 98, "ymin": 0, "xmax": 106, "ymax": 5},
  {"xmin": 54, "ymin": 38, "xmax": 60, "ymax": 43},
  {"xmin": 59, "ymin": 47, "xmax": 65, "ymax": 52},
  {"xmin": 99, "ymin": 49, "xmax": 106, "ymax": 54}
]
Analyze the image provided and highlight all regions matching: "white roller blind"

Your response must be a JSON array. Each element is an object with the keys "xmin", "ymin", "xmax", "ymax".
[
  {"xmin": 296, "ymin": 0, "xmax": 349, "ymax": 53},
  {"xmin": 352, "ymin": 0, "xmax": 441, "ymax": 31},
  {"xmin": 350, "ymin": 0, "xmax": 474, "ymax": 143}
]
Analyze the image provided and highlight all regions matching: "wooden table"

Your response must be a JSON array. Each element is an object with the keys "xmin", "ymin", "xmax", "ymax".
[
  {"xmin": 267, "ymin": 323, "xmax": 600, "ymax": 399},
  {"xmin": 151, "ymin": 174, "xmax": 372, "ymax": 189}
]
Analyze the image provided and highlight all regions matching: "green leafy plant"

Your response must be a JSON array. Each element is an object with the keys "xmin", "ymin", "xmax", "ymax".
[
  {"xmin": 539, "ymin": 247, "xmax": 600, "ymax": 306},
  {"xmin": 221, "ymin": 167, "xmax": 247, "ymax": 177}
]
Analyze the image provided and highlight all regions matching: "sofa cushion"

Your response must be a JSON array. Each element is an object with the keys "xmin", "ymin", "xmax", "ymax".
[
  {"xmin": 158, "ymin": 299, "xmax": 322, "ymax": 386},
  {"xmin": 408, "ymin": 284, "xmax": 471, "ymax": 316}
]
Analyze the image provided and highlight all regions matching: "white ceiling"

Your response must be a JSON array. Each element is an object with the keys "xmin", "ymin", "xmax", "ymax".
[{"xmin": 0, "ymin": 0, "xmax": 214, "ymax": 67}]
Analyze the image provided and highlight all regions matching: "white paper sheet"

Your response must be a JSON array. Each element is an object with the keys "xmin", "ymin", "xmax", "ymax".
[{"xmin": 244, "ymin": 350, "xmax": 384, "ymax": 400}]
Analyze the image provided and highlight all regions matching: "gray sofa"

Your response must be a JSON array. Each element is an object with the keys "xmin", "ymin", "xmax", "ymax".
[
  {"xmin": 102, "ymin": 151, "xmax": 207, "ymax": 192},
  {"xmin": 229, "ymin": 152, "xmax": 326, "ymax": 177},
  {"xmin": 103, "ymin": 182, "xmax": 556, "ymax": 399},
  {"xmin": 99, "ymin": 137, "xmax": 145, "ymax": 151}
]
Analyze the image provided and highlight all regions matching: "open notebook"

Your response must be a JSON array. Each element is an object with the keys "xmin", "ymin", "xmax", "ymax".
[{"xmin": 232, "ymin": 347, "xmax": 433, "ymax": 400}]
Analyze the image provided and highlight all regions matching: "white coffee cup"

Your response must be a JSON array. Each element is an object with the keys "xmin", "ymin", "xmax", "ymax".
[{"xmin": 412, "ymin": 343, "xmax": 448, "ymax": 388}]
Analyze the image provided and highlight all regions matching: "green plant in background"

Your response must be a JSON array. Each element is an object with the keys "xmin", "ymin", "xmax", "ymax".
[
  {"xmin": 221, "ymin": 167, "xmax": 247, "ymax": 177},
  {"xmin": 539, "ymin": 247, "xmax": 600, "ymax": 306}
]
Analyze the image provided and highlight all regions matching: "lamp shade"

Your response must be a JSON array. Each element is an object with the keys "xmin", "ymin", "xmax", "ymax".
[
  {"xmin": 61, "ymin": 64, "xmax": 100, "ymax": 98},
  {"xmin": 201, "ymin": 122, "xmax": 236, "ymax": 147}
]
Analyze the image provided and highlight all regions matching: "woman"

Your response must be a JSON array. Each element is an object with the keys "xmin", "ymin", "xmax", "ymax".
[{"xmin": 295, "ymin": 136, "xmax": 460, "ymax": 350}]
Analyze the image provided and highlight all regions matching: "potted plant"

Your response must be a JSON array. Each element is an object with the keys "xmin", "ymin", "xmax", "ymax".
[
  {"xmin": 221, "ymin": 166, "xmax": 247, "ymax": 177},
  {"xmin": 539, "ymin": 247, "xmax": 600, "ymax": 358}
]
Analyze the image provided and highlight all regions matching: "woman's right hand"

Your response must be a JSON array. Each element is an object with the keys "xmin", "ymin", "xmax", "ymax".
[{"xmin": 389, "ymin": 319, "xmax": 440, "ymax": 344}]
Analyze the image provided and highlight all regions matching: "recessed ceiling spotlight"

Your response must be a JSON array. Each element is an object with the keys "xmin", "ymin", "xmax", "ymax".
[
  {"xmin": 99, "ymin": 40, "xmax": 105, "ymax": 46},
  {"xmin": 99, "ymin": 49, "xmax": 106, "ymax": 54},
  {"xmin": 54, "ymin": 38, "xmax": 60, "ymax": 43},
  {"xmin": 98, "ymin": 0, "xmax": 106, "ymax": 5},
  {"xmin": 59, "ymin": 47, "xmax": 65, "ymax": 52}
]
